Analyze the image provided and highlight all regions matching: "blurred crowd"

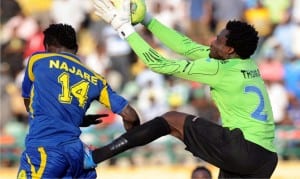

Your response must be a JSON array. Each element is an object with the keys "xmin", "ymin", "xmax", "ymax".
[{"xmin": 1, "ymin": 0, "xmax": 300, "ymax": 167}]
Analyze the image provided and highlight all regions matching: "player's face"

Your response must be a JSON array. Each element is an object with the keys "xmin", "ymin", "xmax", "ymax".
[{"xmin": 209, "ymin": 29, "xmax": 233, "ymax": 60}]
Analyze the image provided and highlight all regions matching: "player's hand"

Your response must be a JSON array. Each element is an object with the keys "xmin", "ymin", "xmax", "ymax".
[
  {"xmin": 93, "ymin": 0, "xmax": 135, "ymax": 38},
  {"xmin": 93, "ymin": 0, "xmax": 130, "ymax": 29},
  {"xmin": 80, "ymin": 114, "xmax": 108, "ymax": 127},
  {"xmin": 83, "ymin": 145, "xmax": 97, "ymax": 169},
  {"xmin": 93, "ymin": 0, "xmax": 116, "ymax": 25}
]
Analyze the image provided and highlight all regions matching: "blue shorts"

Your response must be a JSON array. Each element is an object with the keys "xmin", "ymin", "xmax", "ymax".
[{"xmin": 17, "ymin": 140, "xmax": 97, "ymax": 178}]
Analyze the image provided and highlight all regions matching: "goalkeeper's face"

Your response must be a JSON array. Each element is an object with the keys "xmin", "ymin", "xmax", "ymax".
[{"xmin": 209, "ymin": 29, "xmax": 234, "ymax": 60}]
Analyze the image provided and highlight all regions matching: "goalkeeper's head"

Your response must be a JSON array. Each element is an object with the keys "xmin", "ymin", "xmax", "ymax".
[
  {"xmin": 43, "ymin": 23, "xmax": 78, "ymax": 54},
  {"xmin": 209, "ymin": 20, "xmax": 259, "ymax": 60}
]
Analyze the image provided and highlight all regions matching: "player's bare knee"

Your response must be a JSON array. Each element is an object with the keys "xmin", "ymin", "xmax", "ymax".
[
  {"xmin": 162, "ymin": 111, "xmax": 184, "ymax": 118},
  {"xmin": 161, "ymin": 111, "xmax": 186, "ymax": 140}
]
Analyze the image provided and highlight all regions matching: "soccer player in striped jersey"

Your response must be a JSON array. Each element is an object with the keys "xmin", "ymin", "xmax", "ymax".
[
  {"xmin": 87, "ymin": 0, "xmax": 278, "ymax": 178},
  {"xmin": 17, "ymin": 23, "xmax": 140, "ymax": 178}
]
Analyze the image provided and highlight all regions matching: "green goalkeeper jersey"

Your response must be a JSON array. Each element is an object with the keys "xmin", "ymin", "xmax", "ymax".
[{"xmin": 127, "ymin": 19, "xmax": 276, "ymax": 152}]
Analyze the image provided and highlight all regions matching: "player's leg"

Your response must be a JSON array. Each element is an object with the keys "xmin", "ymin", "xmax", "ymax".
[
  {"xmin": 90, "ymin": 111, "xmax": 197, "ymax": 165},
  {"xmin": 218, "ymin": 169, "xmax": 243, "ymax": 178},
  {"xmin": 90, "ymin": 111, "xmax": 204, "ymax": 165},
  {"xmin": 17, "ymin": 147, "xmax": 68, "ymax": 178},
  {"xmin": 182, "ymin": 114, "xmax": 278, "ymax": 178},
  {"xmin": 218, "ymin": 151, "xmax": 278, "ymax": 179},
  {"xmin": 61, "ymin": 140, "xmax": 97, "ymax": 178},
  {"xmin": 91, "ymin": 115, "xmax": 172, "ymax": 163},
  {"xmin": 76, "ymin": 168, "xmax": 97, "ymax": 179},
  {"xmin": 160, "ymin": 111, "xmax": 188, "ymax": 141}
]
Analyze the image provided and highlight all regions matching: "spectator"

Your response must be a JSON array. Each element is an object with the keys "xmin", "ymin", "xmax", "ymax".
[
  {"xmin": 191, "ymin": 166, "xmax": 212, "ymax": 179},
  {"xmin": 262, "ymin": 0, "xmax": 291, "ymax": 25},
  {"xmin": 244, "ymin": 0, "xmax": 272, "ymax": 41},
  {"xmin": 137, "ymin": 80, "xmax": 168, "ymax": 123},
  {"xmin": 272, "ymin": 9, "xmax": 299, "ymax": 60},
  {"xmin": 211, "ymin": 0, "xmax": 245, "ymax": 33},
  {"xmin": 0, "ymin": 63, "xmax": 14, "ymax": 128},
  {"xmin": 1, "ymin": 26, "xmax": 26, "ymax": 79},
  {"xmin": 50, "ymin": 0, "xmax": 92, "ymax": 31},
  {"xmin": 103, "ymin": 26, "xmax": 133, "ymax": 90},
  {"xmin": 0, "ymin": 0, "xmax": 21, "ymax": 24},
  {"xmin": 84, "ymin": 41, "xmax": 111, "ymax": 76},
  {"xmin": 23, "ymin": 21, "xmax": 45, "ymax": 59},
  {"xmin": 287, "ymin": 94, "xmax": 300, "ymax": 127},
  {"xmin": 284, "ymin": 56, "xmax": 300, "ymax": 101},
  {"xmin": 189, "ymin": 86, "xmax": 220, "ymax": 124},
  {"xmin": 187, "ymin": 0, "xmax": 212, "ymax": 44}
]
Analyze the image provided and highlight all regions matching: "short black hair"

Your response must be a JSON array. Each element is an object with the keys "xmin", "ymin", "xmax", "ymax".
[
  {"xmin": 225, "ymin": 20, "xmax": 259, "ymax": 59},
  {"xmin": 43, "ymin": 23, "xmax": 78, "ymax": 52}
]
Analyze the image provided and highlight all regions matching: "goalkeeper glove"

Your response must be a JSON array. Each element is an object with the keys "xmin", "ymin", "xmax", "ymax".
[{"xmin": 93, "ymin": 0, "xmax": 135, "ymax": 38}]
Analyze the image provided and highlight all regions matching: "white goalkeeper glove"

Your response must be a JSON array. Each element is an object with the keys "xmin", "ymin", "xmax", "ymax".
[{"xmin": 93, "ymin": 0, "xmax": 135, "ymax": 38}]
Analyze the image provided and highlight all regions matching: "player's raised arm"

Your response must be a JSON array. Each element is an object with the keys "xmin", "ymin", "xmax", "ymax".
[
  {"xmin": 126, "ymin": 33, "xmax": 220, "ymax": 86},
  {"xmin": 141, "ymin": 14, "xmax": 210, "ymax": 60},
  {"xmin": 93, "ymin": 0, "xmax": 219, "ymax": 86},
  {"xmin": 93, "ymin": 0, "xmax": 208, "ymax": 61}
]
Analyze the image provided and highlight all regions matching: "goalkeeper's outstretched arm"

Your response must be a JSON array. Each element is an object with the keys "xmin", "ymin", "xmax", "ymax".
[
  {"xmin": 141, "ymin": 14, "xmax": 210, "ymax": 60},
  {"xmin": 126, "ymin": 32, "xmax": 219, "ymax": 86},
  {"xmin": 92, "ymin": 0, "xmax": 217, "ymax": 84}
]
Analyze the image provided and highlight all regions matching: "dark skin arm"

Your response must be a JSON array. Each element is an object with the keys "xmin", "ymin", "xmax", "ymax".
[
  {"xmin": 119, "ymin": 104, "xmax": 140, "ymax": 131},
  {"xmin": 24, "ymin": 98, "xmax": 106, "ymax": 127},
  {"xmin": 24, "ymin": 98, "xmax": 140, "ymax": 130},
  {"xmin": 82, "ymin": 104, "xmax": 140, "ymax": 129},
  {"xmin": 24, "ymin": 98, "xmax": 30, "ymax": 112}
]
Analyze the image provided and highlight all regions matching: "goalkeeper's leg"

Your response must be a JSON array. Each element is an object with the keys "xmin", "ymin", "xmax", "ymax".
[{"xmin": 91, "ymin": 111, "xmax": 187, "ymax": 164}]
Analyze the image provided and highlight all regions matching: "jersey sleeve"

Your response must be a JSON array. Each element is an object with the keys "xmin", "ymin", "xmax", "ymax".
[
  {"xmin": 146, "ymin": 18, "xmax": 210, "ymax": 60},
  {"xmin": 127, "ymin": 33, "xmax": 221, "ymax": 87},
  {"xmin": 98, "ymin": 82, "xmax": 128, "ymax": 114},
  {"xmin": 22, "ymin": 59, "xmax": 33, "ymax": 99}
]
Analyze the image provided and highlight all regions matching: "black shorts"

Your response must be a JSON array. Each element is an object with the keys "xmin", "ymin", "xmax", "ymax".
[{"xmin": 183, "ymin": 115, "xmax": 278, "ymax": 178}]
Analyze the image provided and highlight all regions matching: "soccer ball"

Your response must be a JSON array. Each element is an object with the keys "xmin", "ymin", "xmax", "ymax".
[
  {"xmin": 130, "ymin": 0, "xmax": 146, "ymax": 25},
  {"xmin": 111, "ymin": 0, "xmax": 146, "ymax": 25}
]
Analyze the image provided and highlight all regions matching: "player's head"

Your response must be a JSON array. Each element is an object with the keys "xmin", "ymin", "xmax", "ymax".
[
  {"xmin": 43, "ymin": 23, "xmax": 78, "ymax": 54},
  {"xmin": 209, "ymin": 20, "xmax": 259, "ymax": 60},
  {"xmin": 191, "ymin": 166, "xmax": 212, "ymax": 179}
]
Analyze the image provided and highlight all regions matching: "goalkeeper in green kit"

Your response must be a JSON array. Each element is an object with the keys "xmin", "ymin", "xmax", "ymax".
[{"xmin": 85, "ymin": 0, "xmax": 278, "ymax": 178}]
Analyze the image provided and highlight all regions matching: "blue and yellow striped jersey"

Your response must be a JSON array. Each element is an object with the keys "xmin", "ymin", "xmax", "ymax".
[{"xmin": 22, "ymin": 52, "xmax": 128, "ymax": 146}]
